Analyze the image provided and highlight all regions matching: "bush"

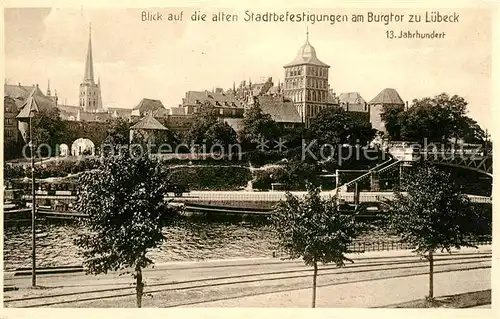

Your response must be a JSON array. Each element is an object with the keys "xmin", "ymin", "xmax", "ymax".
[
  {"xmin": 165, "ymin": 166, "xmax": 251, "ymax": 190},
  {"xmin": 253, "ymin": 161, "xmax": 321, "ymax": 191},
  {"xmin": 3, "ymin": 164, "xmax": 26, "ymax": 181}
]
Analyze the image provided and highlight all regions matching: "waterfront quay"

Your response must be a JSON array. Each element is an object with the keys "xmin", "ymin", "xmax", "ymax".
[
  {"xmin": 4, "ymin": 246, "xmax": 491, "ymax": 308},
  {"xmin": 17, "ymin": 190, "xmax": 493, "ymax": 213}
]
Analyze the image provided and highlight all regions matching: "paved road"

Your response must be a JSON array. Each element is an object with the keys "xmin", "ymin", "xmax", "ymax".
[
  {"xmin": 187, "ymin": 268, "xmax": 491, "ymax": 308},
  {"xmin": 4, "ymin": 247, "xmax": 491, "ymax": 308}
]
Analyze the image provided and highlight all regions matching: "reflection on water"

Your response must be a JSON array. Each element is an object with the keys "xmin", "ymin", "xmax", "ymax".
[
  {"xmin": 3, "ymin": 217, "xmax": 277, "ymax": 270},
  {"xmin": 3, "ymin": 216, "xmax": 395, "ymax": 270}
]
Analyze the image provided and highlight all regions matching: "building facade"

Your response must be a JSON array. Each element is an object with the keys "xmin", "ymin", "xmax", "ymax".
[
  {"xmin": 182, "ymin": 90, "xmax": 245, "ymax": 117},
  {"xmin": 283, "ymin": 32, "xmax": 333, "ymax": 127},
  {"xmin": 4, "ymin": 96, "xmax": 19, "ymax": 144}
]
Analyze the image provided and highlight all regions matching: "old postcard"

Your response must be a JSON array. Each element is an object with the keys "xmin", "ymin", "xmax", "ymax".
[{"xmin": 1, "ymin": 1, "xmax": 497, "ymax": 317}]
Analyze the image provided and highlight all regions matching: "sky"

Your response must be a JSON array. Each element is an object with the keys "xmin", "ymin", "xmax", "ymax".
[{"xmin": 3, "ymin": 7, "xmax": 493, "ymax": 130}]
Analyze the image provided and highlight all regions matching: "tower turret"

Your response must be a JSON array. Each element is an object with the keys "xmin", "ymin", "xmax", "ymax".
[{"xmin": 79, "ymin": 23, "xmax": 103, "ymax": 112}]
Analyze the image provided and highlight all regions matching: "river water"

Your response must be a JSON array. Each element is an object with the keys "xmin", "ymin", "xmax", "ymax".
[{"xmin": 3, "ymin": 217, "xmax": 395, "ymax": 271}]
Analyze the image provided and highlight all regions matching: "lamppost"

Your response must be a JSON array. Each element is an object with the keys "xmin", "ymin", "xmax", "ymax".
[{"xmin": 16, "ymin": 88, "xmax": 38, "ymax": 287}]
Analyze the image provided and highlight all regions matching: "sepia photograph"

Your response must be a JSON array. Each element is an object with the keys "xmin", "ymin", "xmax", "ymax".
[{"xmin": 1, "ymin": 3, "xmax": 495, "ymax": 312}]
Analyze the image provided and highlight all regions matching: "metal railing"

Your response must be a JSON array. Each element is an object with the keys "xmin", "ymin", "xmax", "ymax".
[
  {"xmin": 274, "ymin": 236, "xmax": 492, "ymax": 257},
  {"xmin": 340, "ymin": 158, "xmax": 395, "ymax": 189}
]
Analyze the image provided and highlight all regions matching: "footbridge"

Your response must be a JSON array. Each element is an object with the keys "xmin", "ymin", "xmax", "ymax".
[{"xmin": 388, "ymin": 142, "xmax": 492, "ymax": 176}]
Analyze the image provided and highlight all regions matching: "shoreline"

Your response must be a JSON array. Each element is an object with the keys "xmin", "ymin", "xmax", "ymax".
[{"xmin": 4, "ymin": 245, "xmax": 491, "ymax": 276}]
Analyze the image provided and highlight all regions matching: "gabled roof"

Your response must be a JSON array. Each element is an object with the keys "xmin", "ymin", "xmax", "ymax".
[
  {"xmin": 258, "ymin": 96, "xmax": 302, "ymax": 123},
  {"xmin": 15, "ymin": 87, "xmax": 56, "ymax": 118},
  {"xmin": 152, "ymin": 107, "xmax": 169, "ymax": 118},
  {"xmin": 16, "ymin": 88, "xmax": 40, "ymax": 118},
  {"xmin": 133, "ymin": 98, "xmax": 166, "ymax": 113},
  {"xmin": 4, "ymin": 84, "xmax": 52, "ymax": 110},
  {"xmin": 130, "ymin": 112, "xmax": 168, "ymax": 131},
  {"xmin": 369, "ymin": 88, "xmax": 405, "ymax": 105},
  {"xmin": 183, "ymin": 91, "xmax": 245, "ymax": 108},
  {"xmin": 339, "ymin": 92, "xmax": 366, "ymax": 105}
]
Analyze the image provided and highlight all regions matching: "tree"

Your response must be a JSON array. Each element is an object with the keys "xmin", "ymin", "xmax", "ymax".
[
  {"xmin": 31, "ymin": 108, "xmax": 67, "ymax": 154},
  {"xmin": 205, "ymin": 121, "xmax": 237, "ymax": 149},
  {"xmin": 380, "ymin": 105, "xmax": 405, "ymax": 140},
  {"xmin": 270, "ymin": 184, "xmax": 359, "ymax": 307},
  {"xmin": 184, "ymin": 103, "xmax": 218, "ymax": 145},
  {"xmin": 239, "ymin": 101, "xmax": 281, "ymax": 147},
  {"xmin": 381, "ymin": 93, "xmax": 488, "ymax": 145},
  {"xmin": 386, "ymin": 163, "xmax": 488, "ymax": 301},
  {"xmin": 74, "ymin": 151, "xmax": 173, "ymax": 307},
  {"xmin": 309, "ymin": 106, "xmax": 375, "ymax": 146},
  {"xmin": 103, "ymin": 118, "xmax": 132, "ymax": 146}
]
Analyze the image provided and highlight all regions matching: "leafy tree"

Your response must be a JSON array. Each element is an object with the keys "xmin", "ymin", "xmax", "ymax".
[
  {"xmin": 309, "ymin": 106, "xmax": 375, "ymax": 146},
  {"xmin": 75, "ymin": 151, "xmax": 173, "ymax": 307},
  {"xmin": 184, "ymin": 103, "xmax": 219, "ymax": 145},
  {"xmin": 270, "ymin": 184, "xmax": 359, "ymax": 307},
  {"xmin": 461, "ymin": 117, "xmax": 487, "ymax": 145},
  {"xmin": 381, "ymin": 93, "xmax": 488, "ymax": 145},
  {"xmin": 4, "ymin": 138, "xmax": 26, "ymax": 160},
  {"xmin": 401, "ymin": 95, "xmax": 454, "ymax": 143},
  {"xmin": 386, "ymin": 163, "xmax": 488, "ymax": 300},
  {"xmin": 103, "ymin": 117, "xmax": 132, "ymax": 146},
  {"xmin": 205, "ymin": 121, "xmax": 237, "ymax": 149},
  {"xmin": 380, "ymin": 105, "xmax": 405, "ymax": 140},
  {"xmin": 239, "ymin": 100, "xmax": 281, "ymax": 147},
  {"xmin": 31, "ymin": 108, "xmax": 67, "ymax": 154}
]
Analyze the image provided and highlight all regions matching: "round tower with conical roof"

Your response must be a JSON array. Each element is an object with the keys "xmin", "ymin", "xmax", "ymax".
[
  {"xmin": 283, "ymin": 30, "xmax": 330, "ymax": 127},
  {"xmin": 368, "ymin": 88, "xmax": 406, "ymax": 133}
]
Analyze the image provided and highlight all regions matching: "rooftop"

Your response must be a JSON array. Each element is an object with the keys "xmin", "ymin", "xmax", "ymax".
[
  {"xmin": 258, "ymin": 96, "xmax": 302, "ymax": 123},
  {"xmin": 133, "ymin": 98, "xmax": 166, "ymax": 113},
  {"xmin": 130, "ymin": 112, "xmax": 168, "ymax": 131},
  {"xmin": 183, "ymin": 90, "xmax": 245, "ymax": 108},
  {"xmin": 369, "ymin": 88, "xmax": 405, "ymax": 105},
  {"xmin": 284, "ymin": 34, "xmax": 329, "ymax": 68},
  {"xmin": 339, "ymin": 92, "xmax": 366, "ymax": 105}
]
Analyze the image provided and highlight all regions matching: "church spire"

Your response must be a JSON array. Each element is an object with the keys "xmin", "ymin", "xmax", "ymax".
[
  {"xmin": 83, "ymin": 23, "xmax": 94, "ymax": 83},
  {"xmin": 47, "ymin": 79, "xmax": 51, "ymax": 96}
]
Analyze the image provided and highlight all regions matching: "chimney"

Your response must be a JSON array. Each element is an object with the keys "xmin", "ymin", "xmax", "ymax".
[
  {"xmin": 18, "ymin": 82, "xmax": 21, "ymax": 86},
  {"xmin": 36, "ymin": 84, "xmax": 39, "ymax": 89},
  {"xmin": 405, "ymin": 101, "xmax": 408, "ymax": 110}
]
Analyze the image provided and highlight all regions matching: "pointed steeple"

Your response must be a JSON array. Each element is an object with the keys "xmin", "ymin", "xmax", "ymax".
[
  {"xmin": 83, "ymin": 23, "xmax": 95, "ymax": 83},
  {"xmin": 47, "ymin": 79, "xmax": 51, "ymax": 96},
  {"xmin": 17, "ymin": 88, "xmax": 39, "ymax": 119}
]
